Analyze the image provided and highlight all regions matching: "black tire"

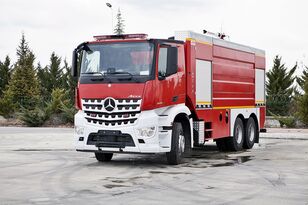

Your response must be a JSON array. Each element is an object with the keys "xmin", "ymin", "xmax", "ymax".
[
  {"xmin": 166, "ymin": 122, "xmax": 185, "ymax": 165},
  {"xmin": 95, "ymin": 152, "xmax": 113, "ymax": 162},
  {"xmin": 243, "ymin": 117, "xmax": 257, "ymax": 149},
  {"xmin": 215, "ymin": 138, "xmax": 229, "ymax": 151},
  {"xmin": 226, "ymin": 117, "xmax": 244, "ymax": 151}
]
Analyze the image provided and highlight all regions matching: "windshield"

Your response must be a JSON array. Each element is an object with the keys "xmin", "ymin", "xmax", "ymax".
[{"xmin": 80, "ymin": 42, "xmax": 154, "ymax": 77}]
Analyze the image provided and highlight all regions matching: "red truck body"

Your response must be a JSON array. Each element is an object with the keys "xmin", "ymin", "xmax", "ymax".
[{"xmin": 73, "ymin": 31, "xmax": 266, "ymax": 164}]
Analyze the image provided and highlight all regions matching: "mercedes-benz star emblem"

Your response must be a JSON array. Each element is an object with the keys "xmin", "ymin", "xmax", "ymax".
[{"xmin": 104, "ymin": 98, "xmax": 116, "ymax": 112}]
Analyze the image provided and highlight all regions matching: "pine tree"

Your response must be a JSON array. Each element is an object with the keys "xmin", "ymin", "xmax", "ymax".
[
  {"xmin": 0, "ymin": 56, "xmax": 12, "ymax": 97},
  {"xmin": 1, "ymin": 33, "xmax": 40, "ymax": 110},
  {"xmin": 297, "ymin": 65, "xmax": 308, "ymax": 91},
  {"xmin": 114, "ymin": 8, "xmax": 125, "ymax": 35},
  {"xmin": 46, "ymin": 52, "xmax": 63, "ymax": 94},
  {"xmin": 297, "ymin": 80, "xmax": 308, "ymax": 125},
  {"xmin": 37, "ymin": 52, "xmax": 64, "ymax": 99},
  {"xmin": 36, "ymin": 63, "xmax": 49, "ymax": 98},
  {"xmin": 61, "ymin": 59, "xmax": 77, "ymax": 102},
  {"xmin": 266, "ymin": 55, "xmax": 297, "ymax": 116}
]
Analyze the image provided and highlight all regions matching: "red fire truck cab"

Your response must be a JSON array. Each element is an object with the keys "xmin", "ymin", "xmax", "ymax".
[{"xmin": 72, "ymin": 31, "xmax": 266, "ymax": 165}]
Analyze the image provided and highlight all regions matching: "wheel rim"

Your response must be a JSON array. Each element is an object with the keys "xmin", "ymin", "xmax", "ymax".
[
  {"xmin": 178, "ymin": 131, "xmax": 185, "ymax": 154},
  {"xmin": 248, "ymin": 123, "xmax": 255, "ymax": 142},
  {"xmin": 235, "ymin": 125, "xmax": 243, "ymax": 144}
]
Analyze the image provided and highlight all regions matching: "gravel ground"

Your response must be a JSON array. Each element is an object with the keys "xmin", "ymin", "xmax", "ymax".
[{"xmin": 0, "ymin": 127, "xmax": 307, "ymax": 205}]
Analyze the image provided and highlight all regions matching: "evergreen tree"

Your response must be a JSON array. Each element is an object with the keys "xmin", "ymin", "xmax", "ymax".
[
  {"xmin": 297, "ymin": 65, "xmax": 308, "ymax": 91},
  {"xmin": 114, "ymin": 8, "xmax": 125, "ymax": 35},
  {"xmin": 0, "ymin": 56, "xmax": 12, "ymax": 97},
  {"xmin": 297, "ymin": 80, "xmax": 308, "ymax": 125},
  {"xmin": 61, "ymin": 59, "xmax": 77, "ymax": 101},
  {"xmin": 46, "ymin": 52, "xmax": 63, "ymax": 94},
  {"xmin": 1, "ymin": 33, "xmax": 40, "ymax": 110},
  {"xmin": 36, "ymin": 63, "xmax": 49, "ymax": 98},
  {"xmin": 37, "ymin": 52, "xmax": 64, "ymax": 99},
  {"xmin": 266, "ymin": 55, "xmax": 297, "ymax": 116}
]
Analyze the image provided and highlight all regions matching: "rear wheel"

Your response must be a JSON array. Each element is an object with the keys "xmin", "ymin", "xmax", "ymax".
[
  {"xmin": 226, "ymin": 117, "xmax": 244, "ymax": 151},
  {"xmin": 166, "ymin": 122, "xmax": 185, "ymax": 165},
  {"xmin": 95, "ymin": 152, "xmax": 113, "ymax": 162},
  {"xmin": 243, "ymin": 117, "xmax": 257, "ymax": 149}
]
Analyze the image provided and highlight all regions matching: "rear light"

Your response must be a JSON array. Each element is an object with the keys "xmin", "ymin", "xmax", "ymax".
[
  {"xmin": 75, "ymin": 88, "xmax": 82, "ymax": 110},
  {"xmin": 93, "ymin": 33, "xmax": 148, "ymax": 41}
]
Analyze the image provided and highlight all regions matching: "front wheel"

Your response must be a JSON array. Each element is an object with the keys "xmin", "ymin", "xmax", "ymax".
[
  {"xmin": 166, "ymin": 122, "xmax": 185, "ymax": 165},
  {"xmin": 95, "ymin": 152, "xmax": 113, "ymax": 162}
]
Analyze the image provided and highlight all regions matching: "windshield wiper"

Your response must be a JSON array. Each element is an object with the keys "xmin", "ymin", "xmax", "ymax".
[
  {"xmin": 81, "ymin": 72, "xmax": 103, "ymax": 75},
  {"xmin": 81, "ymin": 72, "xmax": 111, "ymax": 82},
  {"xmin": 106, "ymin": 71, "xmax": 133, "ymax": 80},
  {"xmin": 107, "ymin": 71, "xmax": 133, "ymax": 76}
]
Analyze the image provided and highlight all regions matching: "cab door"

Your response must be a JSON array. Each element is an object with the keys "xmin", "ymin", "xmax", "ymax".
[{"xmin": 155, "ymin": 44, "xmax": 185, "ymax": 108}]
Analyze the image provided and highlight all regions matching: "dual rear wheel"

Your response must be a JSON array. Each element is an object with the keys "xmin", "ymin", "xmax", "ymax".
[{"xmin": 216, "ymin": 117, "xmax": 257, "ymax": 151}]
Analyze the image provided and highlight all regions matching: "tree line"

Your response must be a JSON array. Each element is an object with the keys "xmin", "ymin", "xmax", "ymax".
[{"xmin": 0, "ymin": 34, "xmax": 76, "ymax": 126}]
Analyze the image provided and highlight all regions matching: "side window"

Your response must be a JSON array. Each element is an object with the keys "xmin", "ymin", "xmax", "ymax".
[{"xmin": 158, "ymin": 47, "xmax": 168, "ymax": 77}]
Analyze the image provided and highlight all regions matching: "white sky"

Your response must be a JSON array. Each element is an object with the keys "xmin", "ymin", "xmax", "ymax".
[{"xmin": 0, "ymin": 0, "xmax": 308, "ymax": 74}]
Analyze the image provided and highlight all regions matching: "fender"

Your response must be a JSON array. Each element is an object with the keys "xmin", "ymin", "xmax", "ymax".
[
  {"xmin": 158, "ymin": 104, "xmax": 193, "ymax": 148},
  {"xmin": 157, "ymin": 103, "xmax": 191, "ymax": 126}
]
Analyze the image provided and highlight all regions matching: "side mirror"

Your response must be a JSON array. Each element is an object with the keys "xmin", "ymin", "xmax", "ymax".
[
  {"xmin": 71, "ymin": 49, "xmax": 78, "ymax": 77},
  {"xmin": 166, "ymin": 47, "xmax": 178, "ymax": 76}
]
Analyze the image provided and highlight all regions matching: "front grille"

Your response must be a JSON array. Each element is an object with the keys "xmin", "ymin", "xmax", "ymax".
[
  {"xmin": 82, "ymin": 98, "xmax": 141, "ymax": 127},
  {"xmin": 87, "ymin": 131, "xmax": 135, "ymax": 148}
]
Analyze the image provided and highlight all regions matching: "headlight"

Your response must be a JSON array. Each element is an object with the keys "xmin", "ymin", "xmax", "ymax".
[
  {"xmin": 137, "ymin": 126, "xmax": 156, "ymax": 138},
  {"xmin": 75, "ymin": 126, "xmax": 84, "ymax": 135}
]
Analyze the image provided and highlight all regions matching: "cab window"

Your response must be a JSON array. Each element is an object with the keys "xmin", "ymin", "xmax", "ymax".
[{"xmin": 158, "ymin": 47, "xmax": 168, "ymax": 77}]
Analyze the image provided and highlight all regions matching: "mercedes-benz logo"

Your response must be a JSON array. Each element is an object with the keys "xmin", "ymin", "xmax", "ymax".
[{"xmin": 104, "ymin": 97, "xmax": 116, "ymax": 112}]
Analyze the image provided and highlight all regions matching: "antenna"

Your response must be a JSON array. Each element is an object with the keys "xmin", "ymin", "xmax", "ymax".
[{"xmin": 203, "ymin": 29, "xmax": 229, "ymax": 40}]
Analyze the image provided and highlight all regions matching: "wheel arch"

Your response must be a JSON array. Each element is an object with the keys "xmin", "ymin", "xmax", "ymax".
[{"xmin": 158, "ymin": 104, "xmax": 193, "ymax": 148}]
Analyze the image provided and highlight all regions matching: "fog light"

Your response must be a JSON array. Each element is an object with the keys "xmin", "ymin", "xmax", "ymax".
[
  {"xmin": 137, "ymin": 126, "xmax": 156, "ymax": 138},
  {"xmin": 75, "ymin": 126, "xmax": 84, "ymax": 135}
]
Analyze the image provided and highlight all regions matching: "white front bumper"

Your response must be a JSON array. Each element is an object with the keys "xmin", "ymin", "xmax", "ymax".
[{"xmin": 74, "ymin": 110, "xmax": 172, "ymax": 153}]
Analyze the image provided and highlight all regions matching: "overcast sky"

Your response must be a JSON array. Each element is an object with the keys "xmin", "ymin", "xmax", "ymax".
[{"xmin": 0, "ymin": 0, "xmax": 307, "ymax": 74}]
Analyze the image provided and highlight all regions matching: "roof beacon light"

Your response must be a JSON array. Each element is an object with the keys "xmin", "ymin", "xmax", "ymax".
[{"xmin": 94, "ymin": 34, "xmax": 148, "ymax": 41}]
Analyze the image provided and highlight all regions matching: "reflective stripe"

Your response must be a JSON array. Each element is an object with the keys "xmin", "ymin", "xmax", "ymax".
[
  {"xmin": 196, "ymin": 101, "xmax": 211, "ymax": 105},
  {"xmin": 213, "ymin": 106, "xmax": 255, "ymax": 110}
]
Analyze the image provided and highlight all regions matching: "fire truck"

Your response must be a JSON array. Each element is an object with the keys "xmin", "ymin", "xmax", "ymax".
[{"xmin": 71, "ymin": 31, "xmax": 266, "ymax": 165}]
